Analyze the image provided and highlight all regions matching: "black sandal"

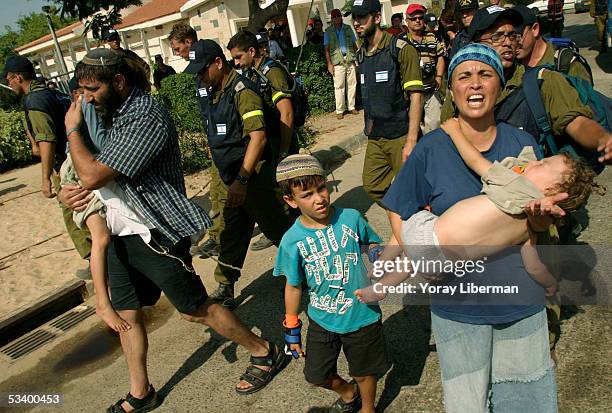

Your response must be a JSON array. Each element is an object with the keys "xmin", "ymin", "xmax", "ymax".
[
  {"xmin": 106, "ymin": 384, "xmax": 161, "ymax": 413},
  {"xmin": 235, "ymin": 341, "xmax": 289, "ymax": 395},
  {"xmin": 331, "ymin": 382, "xmax": 362, "ymax": 413}
]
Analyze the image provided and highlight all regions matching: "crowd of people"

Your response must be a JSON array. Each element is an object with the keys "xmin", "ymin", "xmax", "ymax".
[{"xmin": 2, "ymin": 0, "xmax": 611, "ymax": 412}]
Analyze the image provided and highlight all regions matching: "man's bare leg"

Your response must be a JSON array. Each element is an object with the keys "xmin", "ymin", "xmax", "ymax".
[
  {"xmin": 116, "ymin": 309, "xmax": 151, "ymax": 412},
  {"xmin": 180, "ymin": 298, "xmax": 274, "ymax": 391}
]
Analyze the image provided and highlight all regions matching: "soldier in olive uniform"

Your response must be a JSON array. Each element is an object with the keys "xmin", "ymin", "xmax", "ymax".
[
  {"xmin": 2, "ymin": 56, "xmax": 92, "ymax": 274},
  {"xmin": 184, "ymin": 40, "xmax": 294, "ymax": 306},
  {"xmin": 227, "ymin": 30, "xmax": 299, "ymax": 164},
  {"xmin": 227, "ymin": 30, "xmax": 300, "ymax": 252},
  {"xmin": 352, "ymin": 0, "xmax": 424, "ymax": 205},
  {"xmin": 515, "ymin": 5, "xmax": 592, "ymax": 85}
]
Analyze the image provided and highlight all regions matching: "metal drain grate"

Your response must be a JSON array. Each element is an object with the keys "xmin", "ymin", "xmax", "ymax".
[
  {"xmin": 0, "ymin": 330, "xmax": 57, "ymax": 360},
  {"xmin": 0, "ymin": 305, "xmax": 95, "ymax": 362},
  {"xmin": 49, "ymin": 305, "xmax": 96, "ymax": 331}
]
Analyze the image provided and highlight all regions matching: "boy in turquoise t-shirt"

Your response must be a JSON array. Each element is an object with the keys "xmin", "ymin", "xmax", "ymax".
[{"xmin": 273, "ymin": 154, "xmax": 390, "ymax": 413}]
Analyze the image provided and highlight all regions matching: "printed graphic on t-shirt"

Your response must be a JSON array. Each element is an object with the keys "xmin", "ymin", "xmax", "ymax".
[{"xmin": 297, "ymin": 225, "xmax": 361, "ymax": 315}]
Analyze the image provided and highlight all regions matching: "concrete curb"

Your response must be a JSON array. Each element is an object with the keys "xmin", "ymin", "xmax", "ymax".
[{"xmin": 310, "ymin": 130, "xmax": 367, "ymax": 172}]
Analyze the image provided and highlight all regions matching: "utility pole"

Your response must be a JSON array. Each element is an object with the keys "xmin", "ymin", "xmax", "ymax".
[{"xmin": 43, "ymin": 6, "xmax": 69, "ymax": 85}]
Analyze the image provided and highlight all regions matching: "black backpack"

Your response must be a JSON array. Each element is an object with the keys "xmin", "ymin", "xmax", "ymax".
[
  {"xmin": 547, "ymin": 37, "xmax": 593, "ymax": 85},
  {"xmin": 255, "ymin": 58, "xmax": 309, "ymax": 127}
]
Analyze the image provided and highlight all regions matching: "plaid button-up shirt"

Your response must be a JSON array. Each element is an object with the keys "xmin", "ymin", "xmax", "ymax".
[{"xmin": 97, "ymin": 88, "xmax": 211, "ymax": 244}]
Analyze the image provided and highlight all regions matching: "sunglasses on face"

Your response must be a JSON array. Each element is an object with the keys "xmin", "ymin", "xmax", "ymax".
[{"xmin": 407, "ymin": 16, "xmax": 424, "ymax": 21}]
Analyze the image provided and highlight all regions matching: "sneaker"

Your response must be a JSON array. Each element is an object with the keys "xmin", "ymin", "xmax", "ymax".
[
  {"xmin": 191, "ymin": 238, "xmax": 219, "ymax": 258},
  {"xmin": 209, "ymin": 283, "xmax": 236, "ymax": 308},
  {"xmin": 336, "ymin": 113, "xmax": 344, "ymax": 120},
  {"xmin": 75, "ymin": 266, "xmax": 92, "ymax": 280},
  {"xmin": 250, "ymin": 234, "xmax": 274, "ymax": 251}
]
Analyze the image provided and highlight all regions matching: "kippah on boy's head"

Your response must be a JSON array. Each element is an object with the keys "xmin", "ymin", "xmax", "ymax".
[{"xmin": 276, "ymin": 154, "xmax": 326, "ymax": 197}]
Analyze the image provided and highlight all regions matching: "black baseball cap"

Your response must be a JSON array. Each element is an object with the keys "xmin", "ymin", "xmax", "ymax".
[
  {"xmin": 184, "ymin": 40, "xmax": 224, "ymax": 74},
  {"xmin": 256, "ymin": 33, "xmax": 269, "ymax": 45},
  {"xmin": 103, "ymin": 29, "xmax": 120, "ymax": 41},
  {"xmin": 1, "ymin": 55, "xmax": 35, "ymax": 79},
  {"xmin": 467, "ymin": 5, "xmax": 523, "ymax": 41},
  {"xmin": 513, "ymin": 5, "xmax": 538, "ymax": 31},
  {"xmin": 456, "ymin": 0, "xmax": 479, "ymax": 12},
  {"xmin": 351, "ymin": 0, "xmax": 381, "ymax": 16}
]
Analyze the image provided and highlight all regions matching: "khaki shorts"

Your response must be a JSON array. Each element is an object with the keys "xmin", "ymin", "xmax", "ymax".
[{"xmin": 402, "ymin": 210, "xmax": 447, "ymax": 270}]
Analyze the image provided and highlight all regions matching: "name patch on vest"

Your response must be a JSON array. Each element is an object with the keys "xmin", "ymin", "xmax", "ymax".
[
  {"xmin": 375, "ymin": 71, "xmax": 389, "ymax": 83},
  {"xmin": 198, "ymin": 87, "xmax": 208, "ymax": 97},
  {"xmin": 360, "ymin": 74, "xmax": 365, "ymax": 84},
  {"xmin": 216, "ymin": 124, "xmax": 227, "ymax": 135}
]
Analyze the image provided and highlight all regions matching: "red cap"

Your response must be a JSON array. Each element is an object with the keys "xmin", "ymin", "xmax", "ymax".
[
  {"xmin": 406, "ymin": 4, "xmax": 426, "ymax": 15},
  {"xmin": 331, "ymin": 8, "xmax": 342, "ymax": 18}
]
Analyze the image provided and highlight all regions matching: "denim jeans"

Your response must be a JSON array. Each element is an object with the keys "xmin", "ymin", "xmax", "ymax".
[{"xmin": 431, "ymin": 309, "xmax": 557, "ymax": 413}]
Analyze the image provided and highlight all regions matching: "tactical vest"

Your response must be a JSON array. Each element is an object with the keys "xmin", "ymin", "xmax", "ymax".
[
  {"xmin": 357, "ymin": 36, "xmax": 408, "ymax": 139},
  {"xmin": 449, "ymin": 29, "xmax": 469, "ymax": 60},
  {"xmin": 205, "ymin": 75, "xmax": 263, "ymax": 185},
  {"xmin": 23, "ymin": 85, "xmax": 70, "ymax": 172},
  {"xmin": 250, "ymin": 58, "xmax": 283, "ymax": 131},
  {"xmin": 195, "ymin": 77, "xmax": 210, "ymax": 129},
  {"xmin": 325, "ymin": 24, "xmax": 356, "ymax": 65},
  {"xmin": 495, "ymin": 87, "xmax": 539, "ymax": 139},
  {"xmin": 250, "ymin": 58, "xmax": 300, "ymax": 160}
]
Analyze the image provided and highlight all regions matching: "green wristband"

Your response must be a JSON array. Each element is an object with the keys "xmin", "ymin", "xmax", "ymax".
[{"xmin": 66, "ymin": 127, "xmax": 80, "ymax": 138}]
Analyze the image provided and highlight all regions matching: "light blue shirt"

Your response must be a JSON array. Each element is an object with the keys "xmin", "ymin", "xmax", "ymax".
[
  {"xmin": 323, "ymin": 24, "xmax": 356, "ymax": 56},
  {"xmin": 273, "ymin": 208, "xmax": 382, "ymax": 334},
  {"xmin": 82, "ymin": 99, "xmax": 107, "ymax": 152}
]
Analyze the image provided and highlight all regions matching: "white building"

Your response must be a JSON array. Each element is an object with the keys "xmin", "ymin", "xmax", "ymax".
[{"xmin": 17, "ymin": 0, "xmax": 434, "ymax": 79}]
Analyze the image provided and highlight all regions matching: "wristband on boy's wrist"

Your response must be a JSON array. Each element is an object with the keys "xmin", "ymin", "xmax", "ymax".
[
  {"xmin": 368, "ymin": 245, "xmax": 385, "ymax": 263},
  {"xmin": 283, "ymin": 317, "xmax": 302, "ymax": 359}
]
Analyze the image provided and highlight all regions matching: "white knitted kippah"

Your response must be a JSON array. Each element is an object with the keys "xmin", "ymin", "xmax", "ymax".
[{"xmin": 276, "ymin": 154, "xmax": 325, "ymax": 183}]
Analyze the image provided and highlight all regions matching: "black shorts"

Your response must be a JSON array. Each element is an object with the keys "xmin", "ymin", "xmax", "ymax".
[
  {"xmin": 108, "ymin": 231, "xmax": 208, "ymax": 314},
  {"xmin": 304, "ymin": 318, "xmax": 390, "ymax": 385}
]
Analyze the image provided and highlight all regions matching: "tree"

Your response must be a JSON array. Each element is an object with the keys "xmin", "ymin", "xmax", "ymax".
[
  {"xmin": 16, "ymin": 12, "xmax": 76, "ymax": 46},
  {"xmin": 50, "ymin": 0, "xmax": 142, "ymax": 39},
  {"xmin": 247, "ymin": 0, "xmax": 290, "ymax": 33}
]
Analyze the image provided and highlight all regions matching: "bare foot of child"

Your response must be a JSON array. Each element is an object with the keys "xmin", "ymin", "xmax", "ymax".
[
  {"xmin": 96, "ymin": 305, "xmax": 131, "ymax": 332},
  {"xmin": 355, "ymin": 286, "xmax": 387, "ymax": 304}
]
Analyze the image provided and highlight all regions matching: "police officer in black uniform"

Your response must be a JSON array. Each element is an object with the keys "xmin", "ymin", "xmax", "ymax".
[{"xmin": 449, "ymin": 0, "xmax": 480, "ymax": 59}]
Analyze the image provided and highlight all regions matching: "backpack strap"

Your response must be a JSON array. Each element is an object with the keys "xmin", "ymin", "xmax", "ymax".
[
  {"xmin": 256, "ymin": 58, "xmax": 297, "ymax": 94},
  {"xmin": 234, "ymin": 80, "xmax": 246, "ymax": 94},
  {"xmin": 391, "ymin": 36, "xmax": 407, "ymax": 63},
  {"xmin": 522, "ymin": 66, "xmax": 560, "ymax": 155}
]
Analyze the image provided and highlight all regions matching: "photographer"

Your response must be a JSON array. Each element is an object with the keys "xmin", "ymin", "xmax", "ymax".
[{"xmin": 401, "ymin": 4, "xmax": 446, "ymax": 133}]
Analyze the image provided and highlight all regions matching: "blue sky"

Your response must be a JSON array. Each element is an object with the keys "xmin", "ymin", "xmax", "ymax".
[{"xmin": 0, "ymin": 0, "xmax": 52, "ymax": 34}]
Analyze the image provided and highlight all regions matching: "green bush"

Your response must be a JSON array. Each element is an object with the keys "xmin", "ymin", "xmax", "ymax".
[
  {"xmin": 296, "ymin": 124, "xmax": 317, "ymax": 149},
  {"xmin": 154, "ymin": 73, "xmax": 211, "ymax": 174},
  {"xmin": 156, "ymin": 73, "xmax": 205, "ymax": 134},
  {"xmin": 286, "ymin": 43, "xmax": 335, "ymax": 115},
  {"xmin": 0, "ymin": 109, "xmax": 32, "ymax": 171}
]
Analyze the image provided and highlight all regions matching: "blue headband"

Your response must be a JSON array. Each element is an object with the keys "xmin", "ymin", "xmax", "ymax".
[{"xmin": 447, "ymin": 43, "xmax": 506, "ymax": 87}]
